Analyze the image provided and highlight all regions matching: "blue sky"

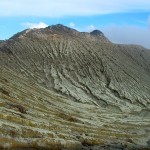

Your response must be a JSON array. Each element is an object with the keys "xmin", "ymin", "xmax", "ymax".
[{"xmin": 0, "ymin": 0, "xmax": 150, "ymax": 48}]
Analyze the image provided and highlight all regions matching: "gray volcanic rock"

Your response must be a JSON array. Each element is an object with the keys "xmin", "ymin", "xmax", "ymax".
[
  {"xmin": 90, "ymin": 30, "xmax": 104, "ymax": 36},
  {"xmin": 0, "ymin": 24, "xmax": 150, "ymax": 149}
]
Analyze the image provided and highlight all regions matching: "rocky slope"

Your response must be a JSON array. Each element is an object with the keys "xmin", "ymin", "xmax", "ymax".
[{"xmin": 0, "ymin": 24, "xmax": 150, "ymax": 149}]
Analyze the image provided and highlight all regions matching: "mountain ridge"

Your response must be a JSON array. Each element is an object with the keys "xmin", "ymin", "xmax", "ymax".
[{"xmin": 9, "ymin": 24, "xmax": 110, "ymax": 43}]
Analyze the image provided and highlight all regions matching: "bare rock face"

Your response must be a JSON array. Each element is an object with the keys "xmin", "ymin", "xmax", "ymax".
[{"xmin": 0, "ymin": 24, "xmax": 150, "ymax": 149}]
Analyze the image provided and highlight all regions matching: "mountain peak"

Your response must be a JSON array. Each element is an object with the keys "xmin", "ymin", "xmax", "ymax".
[
  {"xmin": 47, "ymin": 24, "xmax": 78, "ymax": 34},
  {"xmin": 90, "ymin": 30, "xmax": 104, "ymax": 36}
]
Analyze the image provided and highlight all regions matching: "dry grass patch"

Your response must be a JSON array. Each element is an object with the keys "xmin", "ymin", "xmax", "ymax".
[
  {"xmin": 80, "ymin": 137, "xmax": 105, "ymax": 146},
  {"xmin": 57, "ymin": 113, "xmax": 79, "ymax": 122}
]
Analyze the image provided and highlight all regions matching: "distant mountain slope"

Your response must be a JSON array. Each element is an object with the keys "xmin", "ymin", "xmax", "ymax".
[{"xmin": 0, "ymin": 24, "xmax": 150, "ymax": 149}]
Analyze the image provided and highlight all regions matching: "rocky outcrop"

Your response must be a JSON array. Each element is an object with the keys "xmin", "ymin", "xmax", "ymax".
[
  {"xmin": 0, "ymin": 24, "xmax": 150, "ymax": 149},
  {"xmin": 0, "ymin": 40, "xmax": 4, "ymax": 46}
]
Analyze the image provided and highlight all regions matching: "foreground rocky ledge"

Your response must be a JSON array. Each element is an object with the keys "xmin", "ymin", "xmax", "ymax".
[{"xmin": 0, "ymin": 70, "xmax": 149, "ymax": 149}]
